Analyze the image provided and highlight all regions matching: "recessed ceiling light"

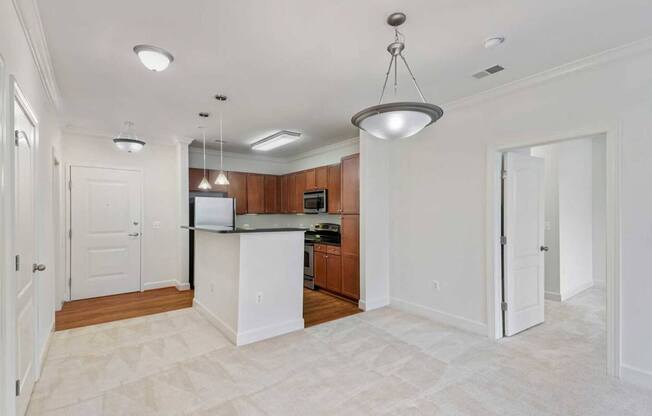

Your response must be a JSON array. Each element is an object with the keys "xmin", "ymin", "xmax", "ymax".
[
  {"xmin": 484, "ymin": 36, "xmax": 505, "ymax": 49},
  {"xmin": 251, "ymin": 131, "xmax": 301, "ymax": 151},
  {"xmin": 133, "ymin": 44, "xmax": 174, "ymax": 72}
]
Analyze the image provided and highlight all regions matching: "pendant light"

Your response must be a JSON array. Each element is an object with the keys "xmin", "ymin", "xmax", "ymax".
[
  {"xmin": 214, "ymin": 95, "xmax": 229, "ymax": 185},
  {"xmin": 351, "ymin": 12, "xmax": 443, "ymax": 140},
  {"xmin": 197, "ymin": 113, "xmax": 212, "ymax": 190},
  {"xmin": 113, "ymin": 121, "xmax": 146, "ymax": 152}
]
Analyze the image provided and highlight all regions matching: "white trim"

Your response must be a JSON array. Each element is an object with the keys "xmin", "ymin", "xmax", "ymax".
[
  {"xmin": 358, "ymin": 297, "xmax": 389, "ymax": 311},
  {"xmin": 545, "ymin": 291, "xmax": 562, "ymax": 302},
  {"xmin": 36, "ymin": 319, "xmax": 54, "ymax": 380},
  {"xmin": 621, "ymin": 364, "xmax": 652, "ymax": 390},
  {"xmin": 142, "ymin": 280, "xmax": 178, "ymax": 291},
  {"xmin": 486, "ymin": 126, "xmax": 622, "ymax": 379},
  {"xmin": 235, "ymin": 319, "xmax": 304, "ymax": 346},
  {"xmin": 391, "ymin": 297, "xmax": 487, "ymax": 336},
  {"xmin": 0, "ymin": 53, "xmax": 9, "ymax": 416},
  {"xmin": 284, "ymin": 137, "xmax": 359, "ymax": 163},
  {"xmin": 193, "ymin": 298, "xmax": 237, "ymax": 344},
  {"xmin": 10, "ymin": 0, "xmax": 62, "ymax": 110},
  {"xmin": 175, "ymin": 282, "xmax": 190, "ymax": 291},
  {"xmin": 561, "ymin": 281, "xmax": 594, "ymax": 302}
]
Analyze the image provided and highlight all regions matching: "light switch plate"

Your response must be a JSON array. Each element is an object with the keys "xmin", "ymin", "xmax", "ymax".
[{"xmin": 152, "ymin": 221, "xmax": 161, "ymax": 229}]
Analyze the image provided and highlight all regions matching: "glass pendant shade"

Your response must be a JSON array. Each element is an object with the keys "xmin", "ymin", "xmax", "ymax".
[
  {"xmin": 353, "ymin": 103, "xmax": 443, "ymax": 140},
  {"xmin": 198, "ymin": 176, "xmax": 212, "ymax": 190},
  {"xmin": 215, "ymin": 170, "xmax": 229, "ymax": 185}
]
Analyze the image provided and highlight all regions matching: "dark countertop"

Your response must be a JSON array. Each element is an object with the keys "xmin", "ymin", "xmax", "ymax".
[
  {"xmin": 182, "ymin": 226, "xmax": 306, "ymax": 234},
  {"xmin": 307, "ymin": 241, "xmax": 341, "ymax": 247}
]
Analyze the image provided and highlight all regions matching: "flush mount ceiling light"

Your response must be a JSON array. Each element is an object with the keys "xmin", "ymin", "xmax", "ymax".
[
  {"xmin": 251, "ymin": 130, "xmax": 301, "ymax": 151},
  {"xmin": 351, "ymin": 12, "xmax": 443, "ymax": 140},
  {"xmin": 484, "ymin": 36, "xmax": 506, "ymax": 49},
  {"xmin": 214, "ymin": 94, "xmax": 229, "ymax": 186},
  {"xmin": 133, "ymin": 44, "xmax": 174, "ymax": 72},
  {"xmin": 197, "ymin": 113, "xmax": 212, "ymax": 190},
  {"xmin": 113, "ymin": 121, "xmax": 145, "ymax": 152}
]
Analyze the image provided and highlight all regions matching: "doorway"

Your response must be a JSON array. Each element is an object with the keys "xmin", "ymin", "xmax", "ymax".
[{"xmin": 68, "ymin": 165, "xmax": 143, "ymax": 300}]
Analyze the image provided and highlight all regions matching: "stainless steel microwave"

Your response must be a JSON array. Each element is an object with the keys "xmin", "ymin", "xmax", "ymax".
[{"xmin": 303, "ymin": 189, "xmax": 327, "ymax": 213}]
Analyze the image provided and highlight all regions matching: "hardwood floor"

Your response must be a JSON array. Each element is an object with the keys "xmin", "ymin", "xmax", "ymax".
[
  {"xmin": 303, "ymin": 288, "xmax": 361, "ymax": 328},
  {"xmin": 55, "ymin": 287, "xmax": 194, "ymax": 331}
]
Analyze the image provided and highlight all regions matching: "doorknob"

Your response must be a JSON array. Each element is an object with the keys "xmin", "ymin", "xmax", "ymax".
[
  {"xmin": 540, "ymin": 246, "xmax": 549, "ymax": 252},
  {"xmin": 128, "ymin": 232, "xmax": 140, "ymax": 237},
  {"xmin": 32, "ymin": 263, "xmax": 46, "ymax": 272}
]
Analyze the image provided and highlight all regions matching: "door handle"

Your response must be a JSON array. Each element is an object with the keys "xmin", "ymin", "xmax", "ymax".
[
  {"xmin": 540, "ymin": 246, "xmax": 549, "ymax": 252},
  {"xmin": 32, "ymin": 263, "xmax": 46, "ymax": 273},
  {"xmin": 128, "ymin": 232, "xmax": 140, "ymax": 237}
]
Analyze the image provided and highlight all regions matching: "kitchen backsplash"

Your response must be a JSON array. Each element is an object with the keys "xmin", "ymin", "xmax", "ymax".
[{"xmin": 236, "ymin": 213, "xmax": 340, "ymax": 230}]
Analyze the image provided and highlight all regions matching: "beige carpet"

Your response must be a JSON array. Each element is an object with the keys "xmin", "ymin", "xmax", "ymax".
[{"xmin": 28, "ymin": 288, "xmax": 651, "ymax": 415}]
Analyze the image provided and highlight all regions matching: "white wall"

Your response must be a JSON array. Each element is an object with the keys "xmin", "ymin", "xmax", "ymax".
[
  {"xmin": 360, "ymin": 40, "xmax": 652, "ymax": 386},
  {"xmin": 62, "ymin": 133, "xmax": 181, "ymax": 291},
  {"xmin": 0, "ymin": 0, "xmax": 62, "ymax": 413},
  {"xmin": 592, "ymin": 136, "xmax": 607, "ymax": 288}
]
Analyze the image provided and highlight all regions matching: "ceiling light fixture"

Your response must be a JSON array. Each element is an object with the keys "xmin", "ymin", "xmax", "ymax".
[
  {"xmin": 197, "ymin": 113, "xmax": 212, "ymax": 190},
  {"xmin": 214, "ymin": 95, "xmax": 229, "ymax": 186},
  {"xmin": 113, "ymin": 121, "xmax": 145, "ymax": 152},
  {"xmin": 133, "ymin": 44, "xmax": 174, "ymax": 72},
  {"xmin": 484, "ymin": 36, "xmax": 505, "ymax": 49},
  {"xmin": 251, "ymin": 130, "xmax": 301, "ymax": 152},
  {"xmin": 351, "ymin": 12, "xmax": 443, "ymax": 140}
]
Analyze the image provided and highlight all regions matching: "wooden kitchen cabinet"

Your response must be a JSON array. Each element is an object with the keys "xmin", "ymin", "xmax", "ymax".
[
  {"xmin": 341, "ymin": 254, "xmax": 359, "ymax": 299},
  {"xmin": 246, "ymin": 174, "xmax": 265, "ymax": 213},
  {"xmin": 340, "ymin": 214, "xmax": 359, "ymax": 300},
  {"xmin": 315, "ymin": 166, "xmax": 328, "ymax": 189},
  {"xmin": 326, "ymin": 254, "xmax": 342, "ymax": 293},
  {"xmin": 279, "ymin": 175, "xmax": 288, "ymax": 213},
  {"xmin": 295, "ymin": 171, "xmax": 306, "ymax": 210},
  {"xmin": 208, "ymin": 170, "xmax": 229, "ymax": 193},
  {"xmin": 189, "ymin": 168, "xmax": 209, "ymax": 192},
  {"xmin": 227, "ymin": 172, "xmax": 248, "ymax": 214},
  {"xmin": 287, "ymin": 173, "xmax": 297, "ymax": 213},
  {"xmin": 341, "ymin": 215, "xmax": 359, "ymax": 256},
  {"xmin": 305, "ymin": 169, "xmax": 316, "ymax": 190},
  {"xmin": 341, "ymin": 154, "xmax": 359, "ymax": 214},
  {"xmin": 264, "ymin": 175, "xmax": 279, "ymax": 213},
  {"xmin": 327, "ymin": 164, "xmax": 341, "ymax": 214},
  {"xmin": 314, "ymin": 251, "xmax": 327, "ymax": 288}
]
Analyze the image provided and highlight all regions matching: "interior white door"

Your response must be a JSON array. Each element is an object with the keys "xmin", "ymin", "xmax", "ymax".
[
  {"xmin": 14, "ymin": 98, "xmax": 37, "ymax": 416},
  {"xmin": 503, "ymin": 152, "xmax": 545, "ymax": 336},
  {"xmin": 70, "ymin": 166, "xmax": 142, "ymax": 300}
]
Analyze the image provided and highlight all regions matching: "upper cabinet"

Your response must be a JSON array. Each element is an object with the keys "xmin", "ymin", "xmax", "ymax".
[
  {"xmin": 279, "ymin": 175, "xmax": 288, "ymax": 213},
  {"xmin": 341, "ymin": 154, "xmax": 359, "ymax": 214},
  {"xmin": 315, "ymin": 166, "xmax": 328, "ymax": 189},
  {"xmin": 305, "ymin": 169, "xmax": 316, "ymax": 190},
  {"xmin": 246, "ymin": 174, "xmax": 265, "ymax": 214},
  {"xmin": 189, "ymin": 168, "xmax": 206, "ymax": 192},
  {"xmin": 227, "ymin": 172, "xmax": 248, "ymax": 214},
  {"xmin": 264, "ymin": 175, "xmax": 279, "ymax": 213},
  {"xmin": 287, "ymin": 173, "xmax": 297, "ymax": 213},
  {"xmin": 327, "ymin": 164, "xmax": 341, "ymax": 214},
  {"xmin": 295, "ymin": 171, "xmax": 306, "ymax": 211}
]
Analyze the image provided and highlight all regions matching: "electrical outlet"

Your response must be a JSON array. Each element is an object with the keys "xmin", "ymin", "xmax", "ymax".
[
  {"xmin": 256, "ymin": 292, "xmax": 263, "ymax": 304},
  {"xmin": 432, "ymin": 280, "xmax": 440, "ymax": 291}
]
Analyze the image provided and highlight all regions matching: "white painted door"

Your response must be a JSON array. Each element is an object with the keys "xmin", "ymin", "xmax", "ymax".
[
  {"xmin": 70, "ymin": 166, "xmax": 142, "ymax": 300},
  {"xmin": 14, "ymin": 98, "xmax": 37, "ymax": 416},
  {"xmin": 503, "ymin": 152, "xmax": 545, "ymax": 336}
]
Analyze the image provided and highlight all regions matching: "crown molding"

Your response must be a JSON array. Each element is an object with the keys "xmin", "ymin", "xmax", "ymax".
[
  {"xmin": 189, "ymin": 146, "xmax": 288, "ymax": 164},
  {"xmin": 285, "ymin": 137, "xmax": 359, "ymax": 163},
  {"xmin": 174, "ymin": 137, "xmax": 195, "ymax": 145},
  {"xmin": 12, "ymin": 0, "xmax": 62, "ymax": 110},
  {"xmin": 445, "ymin": 35, "xmax": 652, "ymax": 112}
]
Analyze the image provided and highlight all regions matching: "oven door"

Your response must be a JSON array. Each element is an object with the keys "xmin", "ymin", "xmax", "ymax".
[{"xmin": 304, "ymin": 243, "xmax": 314, "ymax": 276}]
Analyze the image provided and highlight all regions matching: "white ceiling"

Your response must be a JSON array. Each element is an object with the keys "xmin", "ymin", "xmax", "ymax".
[{"xmin": 38, "ymin": 0, "xmax": 652, "ymax": 157}]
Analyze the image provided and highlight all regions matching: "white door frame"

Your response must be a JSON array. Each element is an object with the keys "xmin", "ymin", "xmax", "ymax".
[
  {"xmin": 0, "ymin": 53, "xmax": 10, "ymax": 416},
  {"xmin": 485, "ymin": 124, "xmax": 621, "ymax": 378},
  {"xmin": 64, "ymin": 162, "xmax": 144, "ymax": 301}
]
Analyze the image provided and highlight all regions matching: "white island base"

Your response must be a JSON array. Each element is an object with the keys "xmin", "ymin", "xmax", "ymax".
[{"xmin": 191, "ymin": 228, "xmax": 305, "ymax": 346}]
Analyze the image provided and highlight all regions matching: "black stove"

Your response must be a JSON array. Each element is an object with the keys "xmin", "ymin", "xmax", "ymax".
[{"xmin": 304, "ymin": 223, "xmax": 341, "ymax": 244}]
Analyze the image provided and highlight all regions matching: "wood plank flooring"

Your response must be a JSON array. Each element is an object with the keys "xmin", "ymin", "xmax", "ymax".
[
  {"xmin": 55, "ymin": 287, "xmax": 194, "ymax": 331},
  {"xmin": 303, "ymin": 288, "xmax": 361, "ymax": 327}
]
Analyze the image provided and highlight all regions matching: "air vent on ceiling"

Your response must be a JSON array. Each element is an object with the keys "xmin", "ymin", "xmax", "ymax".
[{"xmin": 473, "ymin": 65, "xmax": 505, "ymax": 79}]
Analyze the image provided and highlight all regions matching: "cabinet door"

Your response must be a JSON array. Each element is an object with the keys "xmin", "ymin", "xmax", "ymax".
[
  {"xmin": 315, "ymin": 166, "xmax": 328, "ymax": 189},
  {"xmin": 326, "ymin": 254, "xmax": 342, "ymax": 293},
  {"xmin": 264, "ymin": 175, "xmax": 278, "ymax": 213},
  {"xmin": 341, "ymin": 254, "xmax": 359, "ymax": 300},
  {"xmin": 227, "ymin": 172, "xmax": 248, "ymax": 214},
  {"xmin": 295, "ymin": 171, "xmax": 306, "ymax": 211},
  {"xmin": 246, "ymin": 174, "xmax": 265, "ymax": 213},
  {"xmin": 327, "ymin": 164, "xmax": 341, "ymax": 214},
  {"xmin": 341, "ymin": 154, "xmax": 359, "ymax": 214},
  {"xmin": 314, "ymin": 251, "xmax": 327, "ymax": 288},
  {"xmin": 305, "ymin": 169, "xmax": 316, "ymax": 190},
  {"xmin": 341, "ymin": 214, "xmax": 359, "ymax": 256},
  {"xmin": 287, "ymin": 173, "xmax": 297, "ymax": 213},
  {"xmin": 279, "ymin": 175, "xmax": 288, "ymax": 213},
  {"xmin": 189, "ymin": 168, "xmax": 208, "ymax": 192}
]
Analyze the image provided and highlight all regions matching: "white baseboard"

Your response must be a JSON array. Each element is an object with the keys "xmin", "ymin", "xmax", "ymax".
[
  {"xmin": 561, "ymin": 280, "xmax": 594, "ymax": 301},
  {"xmin": 236, "ymin": 319, "xmax": 304, "ymax": 346},
  {"xmin": 621, "ymin": 364, "xmax": 652, "ymax": 390},
  {"xmin": 545, "ymin": 291, "xmax": 562, "ymax": 301},
  {"xmin": 176, "ymin": 282, "xmax": 191, "ymax": 291},
  {"xmin": 37, "ymin": 319, "xmax": 55, "ymax": 380},
  {"xmin": 390, "ymin": 297, "xmax": 487, "ymax": 336},
  {"xmin": 359, "ymin": 297, "xmax": 389, "ymax": 311},
  {"xmin": 143, "ymin": 279, "xmax": 189, "ymax": 291},
  {"xmin": 193, "ymin": 299, "xmax": 237, "ymax": 344}
]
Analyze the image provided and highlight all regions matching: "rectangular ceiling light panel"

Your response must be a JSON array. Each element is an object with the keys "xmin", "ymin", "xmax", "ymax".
[{"xmin": 251, "ymin": 130, "xmax": 301, "ymax": 151}]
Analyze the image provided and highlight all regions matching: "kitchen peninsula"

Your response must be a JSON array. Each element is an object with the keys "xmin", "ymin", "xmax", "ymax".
[{"xmin": 184, "ymin": 225, "xmax": 305, "ymax": 345}]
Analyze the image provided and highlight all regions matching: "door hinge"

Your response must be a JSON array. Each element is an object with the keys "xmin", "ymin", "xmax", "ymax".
[
  {"xmin": 501, "ymin": 169, "xmax": 507, "ymax": 180},
  {"xmin": 500, "ymin": 235, "xmax": 507, "ymax": 245},
  {"xmin": 15, "ymin": 255, "xmax": 20, "ymax": 271},
  {"xmin": 15, "ymin": 379, "xmax": 20, "ymax": 396},
  {"xmin": 501, "ymin": 302, "xmax": 508, "ymax": 312}
]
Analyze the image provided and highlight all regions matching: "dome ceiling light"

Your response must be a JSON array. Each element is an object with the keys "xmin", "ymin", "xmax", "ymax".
[
  {"xmin": 133, "ymin": 44, "xmax": 174, "ymax": 72},
  {"xmin": 113, "ymin": 121, "xmax": 145, "ymax": 152},
  {"xmin": 351, "ymin": 12, "xmax": 443, "ymax": 140}
]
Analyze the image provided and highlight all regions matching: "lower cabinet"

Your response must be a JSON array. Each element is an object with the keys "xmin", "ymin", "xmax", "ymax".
[
  {"xmin": 314, "ymin": 244, "xmax": 353, "ymax": 299},
  {"xmin": 326, "ymin": 254, "xmax": 342, "ymax": 293},
  {"xmin": 341, "ymin": 254, "xmax": 359, "ymax": 299},
  {"xmin": 314, "ymin": 251, "xmax": 327, "ymax": 288}
]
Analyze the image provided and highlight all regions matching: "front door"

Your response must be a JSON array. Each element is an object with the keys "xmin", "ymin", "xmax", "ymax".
[
  {"xmin": 14, "ymin": 97, "xmax": 37, "ymax": 416},
  {"xmin": 70, "ymin": 166, "xmax": 142, "ymax": 300},
  {"xmin": 503, "ymin": 152, "xmax": 546, "ymax": 336}
]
